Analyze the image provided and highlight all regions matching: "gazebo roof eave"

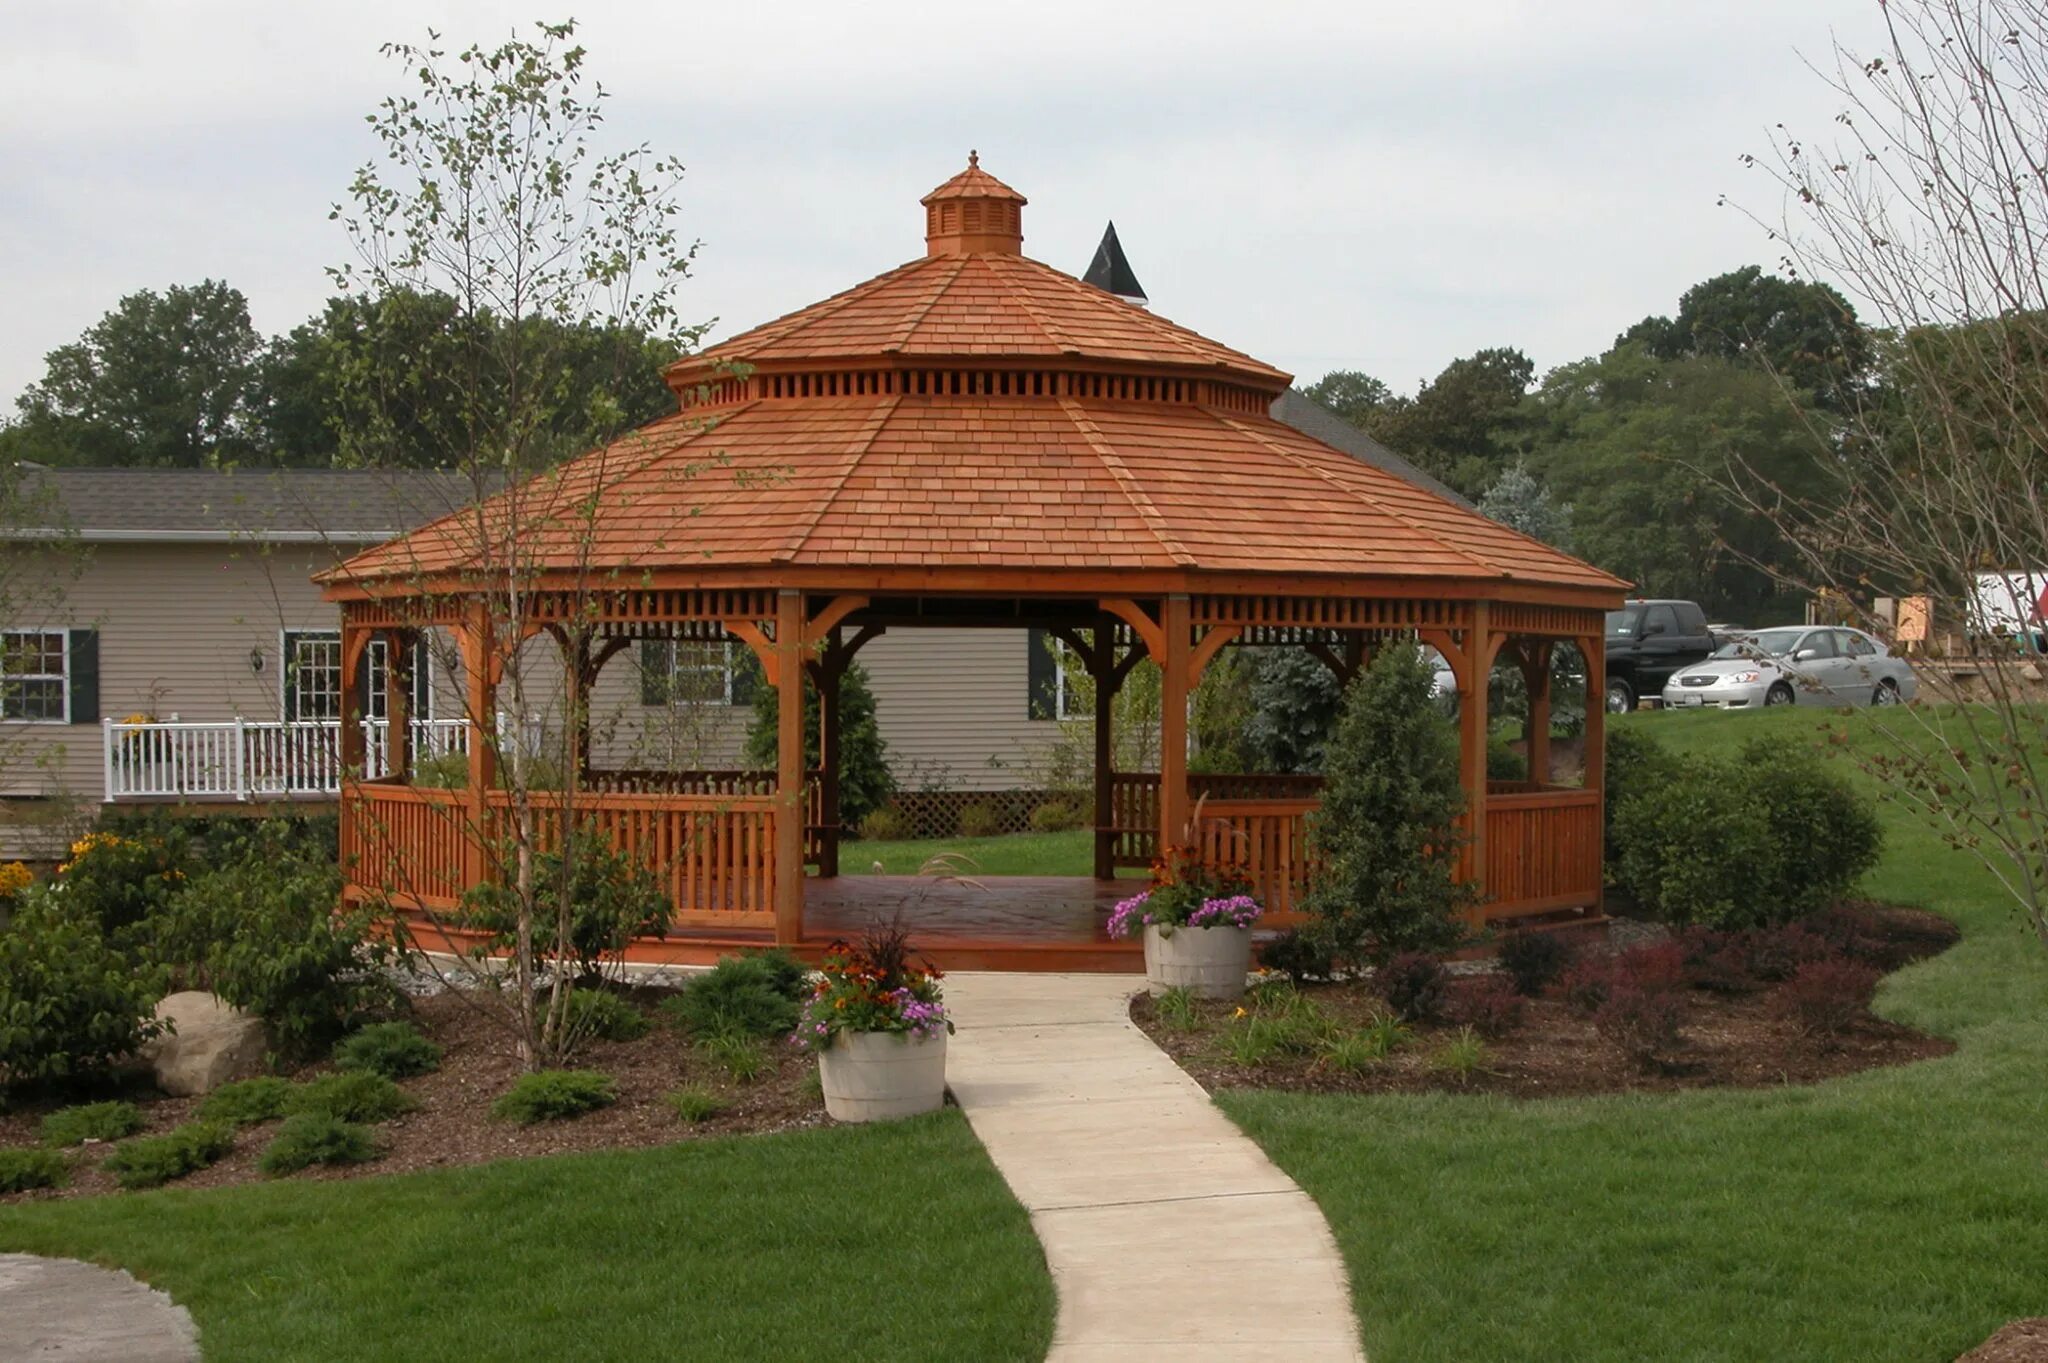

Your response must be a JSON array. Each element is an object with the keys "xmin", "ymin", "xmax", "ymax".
[{"xmin": 319, "ymin": 561, "xmax": 1629, "ymax": 612}]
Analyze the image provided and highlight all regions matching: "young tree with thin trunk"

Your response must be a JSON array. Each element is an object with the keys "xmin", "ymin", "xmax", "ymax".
[{"xmin": 1725, "ymin": 0, "xmax": 2048, "ymax": 952}]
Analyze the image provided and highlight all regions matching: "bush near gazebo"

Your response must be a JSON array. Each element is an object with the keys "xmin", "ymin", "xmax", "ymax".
[
  {"xmin": 741, "ymin": 656, "xmax": 894, "ymax": 825},
  {"xmin": 1300, "ymin": 642, "xmax": 1474, "ymax": 966}
]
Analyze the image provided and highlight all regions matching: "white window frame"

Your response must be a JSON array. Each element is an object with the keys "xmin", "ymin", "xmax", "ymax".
[
  {"xmin": 0, "ymin": 629, "xmax": 69, "ymax": 724},
  {"xmin": 1052, "ymin": 642, "xmax": 1087, "ymax": 721},
  {"xmin": 659, "ymin": 639, "xmax": 737, "ymax": 706},
  {"xmin": 280, "ymin": 630, "xmax": 430, "ymax": 723},
  {"xmin": 281, "ymin": 630, "xmax": 343, "ymax": 722}
]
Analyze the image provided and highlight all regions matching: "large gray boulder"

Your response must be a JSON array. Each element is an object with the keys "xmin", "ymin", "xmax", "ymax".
[{"xmin": 140, "ymin": 991, "xmax": 267, "ymax": 1096}]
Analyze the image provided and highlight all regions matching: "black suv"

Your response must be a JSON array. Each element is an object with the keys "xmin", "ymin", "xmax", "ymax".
[{"xmin": 1604, "ymin": 599, "xmax": 1715, "ymax": 712}]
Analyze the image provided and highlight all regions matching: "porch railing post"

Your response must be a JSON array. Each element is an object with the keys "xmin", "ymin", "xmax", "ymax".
[
  {"xmin": 101, "ymin": 718, "xmax": 115, "ymax": 803},
  {"xmin": 233, "ymin": 715, "xmax": 248, "ymax": 802}
]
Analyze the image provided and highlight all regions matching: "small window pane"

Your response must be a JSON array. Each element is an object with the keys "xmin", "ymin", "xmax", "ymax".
[
  {"xmin": 665, "ymin": 641, "xmax": 733, "ymax": 705},
  {"xmin": 0, "ymin": 631, "xmax": 66, "ymax": 721}
]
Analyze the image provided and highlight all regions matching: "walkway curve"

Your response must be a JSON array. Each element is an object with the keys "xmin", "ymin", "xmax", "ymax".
[
  {"xmin": 0, "ymin": 1252, "xmax": 199, "ymax": 1361},
  {"xmin": 943, "ymin": 973, "xmax": 1365, "ymax": 1362}
]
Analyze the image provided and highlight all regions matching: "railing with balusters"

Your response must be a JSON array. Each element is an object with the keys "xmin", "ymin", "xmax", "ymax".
[{"xmin": 103, "ymin": 718, "xmax": 471, "ymax": 802}]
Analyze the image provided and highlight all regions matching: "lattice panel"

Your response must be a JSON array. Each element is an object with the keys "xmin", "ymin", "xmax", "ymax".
[
  {"xmin": 1491, "ymin": 603, "xmax": 1605, "ymax": 637},
  {"xmin": 1191, "ymin": 595, "xmax": 1474, "ymax": 630}
]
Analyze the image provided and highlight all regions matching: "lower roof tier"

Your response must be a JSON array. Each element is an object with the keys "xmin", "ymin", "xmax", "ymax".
[{"xmin": 322, "ymin": 394, "xmax": 1626, "ymax": 595}]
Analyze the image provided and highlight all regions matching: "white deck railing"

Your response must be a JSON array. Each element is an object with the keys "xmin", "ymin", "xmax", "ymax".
[{"xmin": 103, "ymin": 718, "xmax": 471, "ymax": 802}]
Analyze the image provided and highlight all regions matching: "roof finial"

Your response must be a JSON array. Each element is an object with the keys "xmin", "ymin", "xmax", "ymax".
[{"xmin": 969, "ymin": 148, "xmax": 979, "ymax": 168}]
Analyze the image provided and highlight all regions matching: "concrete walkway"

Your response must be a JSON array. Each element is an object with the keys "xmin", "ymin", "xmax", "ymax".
[
  {"xmin": 0, "ymin": 1252, "xmax": 198, "ymax": 1361},
  {"xmin": 943, "ymin": 973, "xmax": 1365, "ymax": 1362}
]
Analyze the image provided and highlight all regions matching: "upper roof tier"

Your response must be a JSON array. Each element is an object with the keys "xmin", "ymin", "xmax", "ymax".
[
  {"xmin": 662, "ymin": 156, "xmax": 1289, "ymax": 399},
  {"xmin": 324, "ymin": 158, "xmax": 1625, "ymax": 602}
]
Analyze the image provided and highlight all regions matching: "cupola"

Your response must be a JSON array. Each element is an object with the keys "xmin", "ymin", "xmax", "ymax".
[{"xmin": 921, "ymin": 151, "xmax": 1026, "ymax": 256}]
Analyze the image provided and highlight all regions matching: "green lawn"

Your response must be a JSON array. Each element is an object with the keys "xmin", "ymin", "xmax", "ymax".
[
  {"xmin": 840, "ymin": 828, "xmax": 1102, "ymax": 877},
  {"xmin": 1222, "ymin": 707, "xmax": 2048, "ymax": 1362},
  {"xmin": 0, "ymin": 1112, "xmax": 1054, "ymax": 1363}
]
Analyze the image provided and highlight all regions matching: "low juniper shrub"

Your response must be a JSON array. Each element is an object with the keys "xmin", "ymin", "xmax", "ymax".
[
  {"xmin": 39, "ymin": 1100, "xmax": 145, "ymax": 1148},
  {"xmin": 332, "ymin": 1021, "xmax": 443, "ymax": 1080},
  {"xmin": 665, "ymin": 1086, "xmax": 729, "ymax": 1124},
  {"xmin": 258, "ymin": 1113, "xmax": 381, "ymax": 1175},
  {"xmin": 102, "ymin": 1121, "xmax": 234, "ymax": 1190},
  {"xmin": 1593, "ymin": 984, "xmax": 1687, "ymax": 1070},
  {"xmin": 0, "ymin": 1147, "xmax": 69, "ymax": 1193},
  {"xmin": 1776, "ymin": 959, "xmax": 1882, "ymax": 1038},
  {"xmin": 1454, "ymin": 976, "xmax": 1525, "ymax": 1040},
  {"xmin": 1376, "ymin": 952, "xmax": 1449, "ymax": 1023},
  {"xmin": 663, "ymin": 952, "xmax": 806, "ymax": 1041},
  {"xmin": 286, "ymin": 1071, "xmax": 416, "ymax": 1124},
  {"xmin": 1496, "ymin": 931, "xmax": 1573, "ymax": 997},
  {"xmin": 551, "ymin": 988, "xmax": 652, "ymax": 1048},
  {"xmin": 196, "ymin": 1076, "xmax": 295, "ymax": 1128},
  {"xmin": 490, "ymin": 1069, "xmax": 617, "ymax": 1124}
]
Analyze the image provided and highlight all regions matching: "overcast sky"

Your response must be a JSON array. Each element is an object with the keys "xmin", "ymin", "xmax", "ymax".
[{"xmin": 0, "ymin": 1, "xmax": 1889, "ymax": 406}]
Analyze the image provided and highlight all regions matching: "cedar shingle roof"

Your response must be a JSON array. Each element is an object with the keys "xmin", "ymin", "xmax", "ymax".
[{"xmin": 325, "ymin": 159, "xmax": 1623, "ymax": 598}]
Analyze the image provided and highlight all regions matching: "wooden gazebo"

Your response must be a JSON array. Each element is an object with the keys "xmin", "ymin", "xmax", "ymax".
[{"xmin": 319, "ymin": 157, "xmax": 1627, "ymax": 970}]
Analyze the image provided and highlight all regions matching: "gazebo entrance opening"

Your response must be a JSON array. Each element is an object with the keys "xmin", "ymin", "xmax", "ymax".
[{"xmin": 336, "ymin": 587, "xmax": 1608, "ymax": 972}]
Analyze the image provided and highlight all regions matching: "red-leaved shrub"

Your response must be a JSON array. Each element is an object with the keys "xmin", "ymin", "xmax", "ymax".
[
  {"xmin": 1742, "ymin": 925, "xmax": 1832, "ymax": 983},
  {"xmin": 1611, "ymin": 939, "xmax": 1687, "ymax": 993},
  {"xmin": 1455, "ymin": 975, "xmax": 1525, "ymax": 1039},
  {"xmin": 1593, "ymin": 983, "xmax": 1687, "ymax": 1068},
  {"xmin": 1376, "ymin": 952, "xmax": 1449, "ymax": 1022},
  {"xmin": 1775, "ymin": 958, "xmax": 1881, "ymax": 1038},
  {"xmin": 1559, "ymin": 957, "xmax": 1614, "ymax": 1014},
  {"xmin": 1676, "ymin": 926, "xmax": 1754, "ymax": 994}
]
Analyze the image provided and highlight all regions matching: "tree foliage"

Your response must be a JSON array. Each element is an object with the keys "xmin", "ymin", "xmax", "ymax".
[
  {"xmin": 742, "ymin": 658, "xmax": 895, "ymax": 826},
  {"xmin": 1301, "ymin": 641, "xmax": 1472, "ymax": 965}
]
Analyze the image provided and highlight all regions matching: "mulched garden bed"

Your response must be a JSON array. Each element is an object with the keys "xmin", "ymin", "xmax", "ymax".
[
  {"xmin": 0, "ymin": 986, "xmax": 826, "ymax": 1202},
  {"xmin": 1134, "ymin": 902, "xmax": 1960, "ymax": 1101},
  {"xmin": 1959, "ymin": 1320, "xmax": 2048, "ymax": 1363}
]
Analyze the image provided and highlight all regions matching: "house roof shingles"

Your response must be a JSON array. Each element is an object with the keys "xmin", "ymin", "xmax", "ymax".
[{"xmin": 14, "ymin": 467, "xmax": 482, "ymax": 542}]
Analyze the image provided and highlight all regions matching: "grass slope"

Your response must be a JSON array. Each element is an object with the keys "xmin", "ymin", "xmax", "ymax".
[
  {"xmin": 0, "ymin": 1112, "xmax": 1053, "ymax": 1363},
  {"xmin": 1222, "ymin": 707, "xmax": 2048, "ymax": 1363}
]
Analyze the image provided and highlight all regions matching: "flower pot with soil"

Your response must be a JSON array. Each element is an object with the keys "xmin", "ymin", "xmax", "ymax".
[
  {"xmin": 1109, "ymin": 883, "xmax": 1263, "ymax": 1001},
  {"xmin": 793, "ymin": 923, "xmax": 952, "ymax": 1123}
]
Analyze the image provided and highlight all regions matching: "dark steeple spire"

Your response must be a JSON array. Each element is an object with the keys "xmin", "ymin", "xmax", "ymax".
[{"xmin": 1081, "ymin": 221, "xmax": 1146, "ymax": 306}]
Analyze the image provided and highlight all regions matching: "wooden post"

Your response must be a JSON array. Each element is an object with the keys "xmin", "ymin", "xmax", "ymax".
[
  {"xmin": 1460, "ymin": 602, "xmax": 1492, "ymax": 909},
  {"xmin": 459, "ymin": 604, "xmax": 499, "ymax": 889},
  {"xmin": 773, "ymin": 590, "xmax": 805, "ymax": 946},
  {"xmin": 561, "ymin": 630, "xmax": 590, "ymax": 784},
  {"xmin": 1159, "ymin": 594, "xmax": 1192, "ymax": 853},
  {"xmin": 339, "ymin": 621, "xmax": 370, "ymax": 776},
  {"xmin": 817, "ymin": 627, "xmax": 843, "ymax": 879},
  {"xmin": 1523, "ymin": 640, "xmax": 1552, "ymax": 788},
  {"xmin": 1580, "ymin": 630, "xmax": 1606, "ymax": 917},
  {"xmin": 384, "ymin": 628, "xmax": 412, "ymax": 781},
  {"xmin": 1091, "ymin": 619, "xmax": 1116, "ymax": 880}
]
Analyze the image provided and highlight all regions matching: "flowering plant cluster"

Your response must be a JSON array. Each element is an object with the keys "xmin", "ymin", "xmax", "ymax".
[
  {"xmin": 0, "ymin": 860, "xmax": 31, "ymax": 900},
  {"xmin": 1108, "ymin": 888, "xmax": 1263, "ymax": 939},
  {"xmin": 791, "ymin": 930, "xmax": 951, "ymax": 1050}
]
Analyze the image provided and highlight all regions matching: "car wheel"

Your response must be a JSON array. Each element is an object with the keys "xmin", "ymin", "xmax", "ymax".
[
  {"xmin": 1873, "ymin": 679, "xmax": 1901, "ymax": 706},
  {"xmin": 1604, "ymin": 679, "xmax": 1634, "ymax": 714},
  {"xmin": 1765, "ymin": 683, "xmax": 1796, "ymax": 707}
]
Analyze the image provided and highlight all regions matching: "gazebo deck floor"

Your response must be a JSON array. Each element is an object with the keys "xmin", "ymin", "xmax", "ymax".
[{"xmin": 619, "ymin": 875, "xmax": 1148, "ymax": 974}]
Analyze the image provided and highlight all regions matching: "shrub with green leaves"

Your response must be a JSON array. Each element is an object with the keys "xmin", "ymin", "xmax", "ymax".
[
  {"xmin": 102, "ymin": 1121, "xmax": 234, "ymax": 1190},
  {"xmin": 1303, "ymin": 642, "xmax": 1472, "ymax": 965},
  {"xmin": 1610, "ymin": 739, "xmax": 1882, "ymax": 928},
  {"xmin": 0, "ymin": 1147, "xmax": 68, "ymax": 1193},
  {"xmin": 258, "ymin": 1113, "xmax": 381, "ymax": 1175},
  {"xmin": 665, "ymin": 1086, "xmax": 729, "ymax": 1124},
  {"xmin": 1260, "ymin": 927, "xmax": 1338, "ymax": 984},
  {"xmin": 490, "ymin": 1069, "xmax": 617, "ymax": 1124},
  {"xmin": 286, "ymin": 1070, "xmax": 416, "ymax": 1124},
  {"xmin": 333, "ymin": 1021, "xmax": 443, "ymax": 1080},
  {"xmin": 149, "ymin": 822, "xmax": 396, "ymax": 1058},
  {"xmin": 856, "ymin": 806, "xmax": 912, "ymax": 841},
  {"xmin": 197, "ymin": 1076, "xmax": 295, "ymax": 1127},
  {"xmin": 1028, "ymin": 799, "xmax": 1086, "ymax": 833},
  {"xmin": 743, "ymin": 658, "xmax": 894, "ymax": 825},
  {"xmin": 1497, "ymin": 931, "xmax": 1574, "ymax": 997},
  {"xmin": 459, "ymin": 833, "xmax": 668, "ymax": 984},
  {"xmin": 53, "ymin": 826, "xmax": 192, "ymax": 941},
  {"xmin": 955, "ymin": 804, "xmax": 1001, "ymax": 838},
  {"xmin": 39, "ymin": 1100, "xmax": 144, "ymax": 1148},
  {"xmin": 663, "ymin": 952, "xmax": 806, "ymax": 1041},
  {"xmin": 697, "ymin": 1034, "xmax": 770, "ymax": 1084},
  {"xmin": 1602, "ymin": 726, "xmax": 1685, "ymax": 867},
  {"xmin": 0, "ymin": 890, "xmax": 166, "ymax": 1086}
]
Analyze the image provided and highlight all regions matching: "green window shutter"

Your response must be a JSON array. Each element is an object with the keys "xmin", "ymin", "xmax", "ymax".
[
  {"xmin": 639, "ymin": 639, "xmax": 672, "ymax": 706},
  {"xmin": 352, "ymin": 644, "xmax": 372, "ymax": 724},
  {"xmin": 730, "ymin": 645, "xmax": 758, "ymax": 706},
  {"xmin": 66, "ymin": 629, "xmax": 98, "ymax": 723},
  {"xmin": 409, "ymin": 636, "xmax": 433, "ymax": 720},
  {"xmin": 1027, "ymin": 628, "xmax": 1057, "ymax": 720}
]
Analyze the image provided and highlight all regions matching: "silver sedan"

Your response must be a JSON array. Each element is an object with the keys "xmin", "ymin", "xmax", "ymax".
[{"xmin": 1660, "ymin": 626, "xmax": 1918, "ymax": 710}]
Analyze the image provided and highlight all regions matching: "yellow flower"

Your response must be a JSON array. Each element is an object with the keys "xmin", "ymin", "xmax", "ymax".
[{"xmin": 1231, "ymin": 1006, "xmax": 1248, "ymax": 1019}]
